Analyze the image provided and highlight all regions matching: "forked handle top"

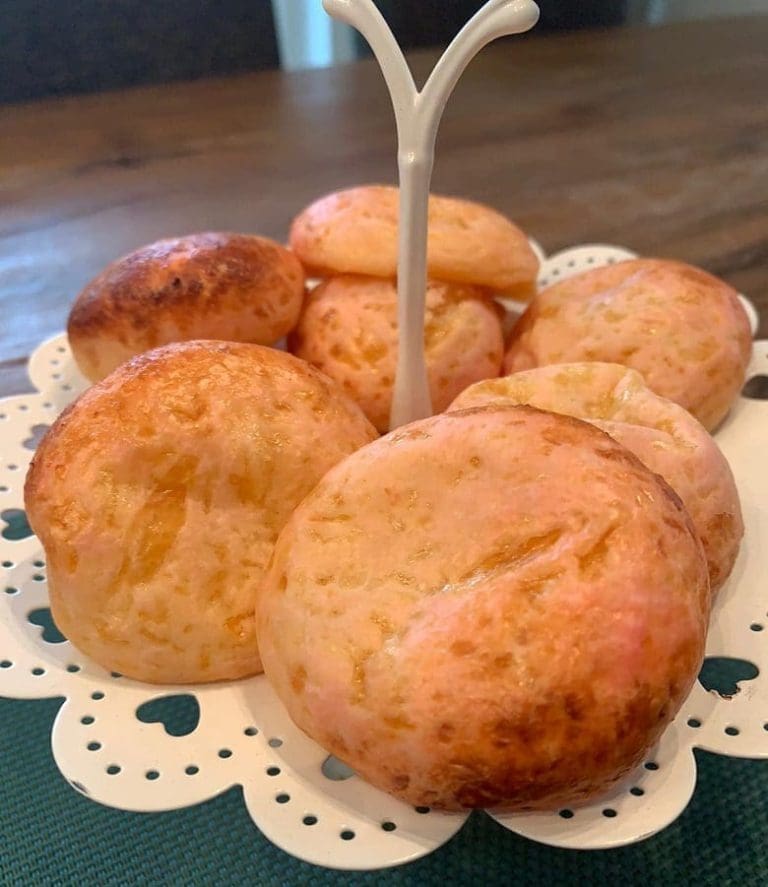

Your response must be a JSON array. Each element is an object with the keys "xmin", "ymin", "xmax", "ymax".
[{"xmin": 322, "ymin": 0, "xmax": 540, "ymax": 429}]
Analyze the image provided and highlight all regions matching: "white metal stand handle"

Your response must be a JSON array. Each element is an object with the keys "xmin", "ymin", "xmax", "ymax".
[{"xmin": 322, "ymin": 0, "xmax": 540, "ymax": 429}]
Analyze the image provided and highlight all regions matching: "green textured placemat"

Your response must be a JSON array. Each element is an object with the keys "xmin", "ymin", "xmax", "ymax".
[{"xmin": 1, "ymin": 696, "xmax": 767, "ymax": 886}]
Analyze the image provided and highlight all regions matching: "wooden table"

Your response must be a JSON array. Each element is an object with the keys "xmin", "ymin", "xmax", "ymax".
[{"xmin": 1, "ymin": 16, "xmax": 767, "ymax": 397}]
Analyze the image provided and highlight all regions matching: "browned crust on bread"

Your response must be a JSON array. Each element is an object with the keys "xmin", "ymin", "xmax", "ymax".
[
  {"xmin": 257, "ymin": 404, "xmax": 710, "ymax": 810},
  {"xmin": 289, "ymin": 185, "xmax": 538, "ymax": 297},
  {"xmin": 505, "ymin": 258, "xmax": 752, "ymax": 430},
  {"xmin": 25, "ymin": 340, "xmax": 377, "ymax": 684},
  {"xmin": 67, "ymin": 233, "xmax": 305, "ymax": 380}
]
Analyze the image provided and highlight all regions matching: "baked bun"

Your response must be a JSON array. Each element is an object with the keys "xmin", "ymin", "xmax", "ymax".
[
  {"xmin": 257, "ymin": 407, "xmax": 709, "ymax": 811},
  {"xmin": 449, "ymin": 363, "xmax": 742, "ymax": 592},
  {"xmin": 289, "ymin": 275, "xmax": 504, "ymax": 431},
  {"xmin": 68, "ymin": 233, "xmax": 305, "ymax": 382},
  {"xmin": 289, "ymin": 185, "xmax": 539, "ymax": 299},
  {"xmin": 25, "ymin": 341, "xmax": 377, "ymax": 684},
  {"xmin": 504, "ymin": 259, "xmax": 752, "ymax": 430}
]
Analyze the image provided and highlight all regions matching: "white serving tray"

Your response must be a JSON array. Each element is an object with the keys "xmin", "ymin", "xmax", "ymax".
[{"xmin": 0, "ymin": 244, "xmax": 765, "ymax": 869}]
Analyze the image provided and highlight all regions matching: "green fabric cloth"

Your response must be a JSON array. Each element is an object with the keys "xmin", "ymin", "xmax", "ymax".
[{"xmin": 1, "ymin": 696, "xmax": 767, "ymax": 885}]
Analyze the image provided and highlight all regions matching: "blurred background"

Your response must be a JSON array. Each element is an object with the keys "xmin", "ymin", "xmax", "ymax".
[{"xmin": 3, "ymin": 0, "xmax": 768, "ymax": 105}]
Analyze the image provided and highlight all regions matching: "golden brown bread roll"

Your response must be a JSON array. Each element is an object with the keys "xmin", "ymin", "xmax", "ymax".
[
  {"xmin": 289, "ymin": 274, "xmax": 504, "ymax": 431},
  {"xmin": 25, "ymin": 341, "xmax": 377, "ymax": 684},
  {"xmin": 289, "ymin": 185, "xmax": 539, "ymax": 299},
  {"xmin": 504, "ymin": 259, "xmax": 752, "ymax": 430},
  {"xmin": 449, "ymin": 363, "xmax": 743, "ymax": 593},
  {"xmin": 68, "ymin": 233, "xmax": 305, "ymax": 382},
  {"xmin": 257, "ymin": 406, "xmax": 709, "ymax": 811}
]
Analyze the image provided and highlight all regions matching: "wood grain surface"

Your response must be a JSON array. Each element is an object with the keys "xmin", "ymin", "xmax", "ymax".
[{"xmin": 1, "ymin": 16, "xmax": 766, "ymax": 397}]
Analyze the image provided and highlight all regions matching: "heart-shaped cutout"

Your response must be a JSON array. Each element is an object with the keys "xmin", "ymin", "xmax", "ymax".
[
  {"xmin": 136, "ymin": 695, "xmax": 200, "ymax": 737},
  {"xmin": 0, "ymin": 508, "xmax": 32, "ymax": 542},
  {"xmin": 23, "ymin": 424, "xmax": 50, "ymax": 451},
  {"xmin": 742, "ymin": 375, "xmax": 768, "ymax": 400},
  {"xmin": 699, "ymin": 657, "xmax": 759, "ymax": 698},
  {"xmin": 28, "ymin": 607, "xmax": 66, "ymax": 643},
  {"xmin": 1, "ymin": 509, "xmax": 33, "ymax": 541}
]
